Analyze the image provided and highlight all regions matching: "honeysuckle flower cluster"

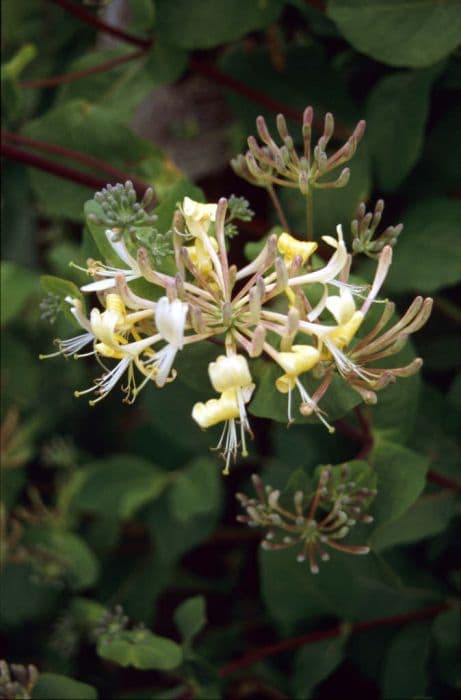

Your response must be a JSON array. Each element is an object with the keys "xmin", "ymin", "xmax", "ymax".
[
  {"xmin": 237, "ymin": 465, "xmax": 377, "ymax": 572},
  {"xmin": 42, "ymin": 186, "xmax": 431, "ymax": 472},
  {"xmin": 41, "ymin": 107, "xmax": 433, "ymax": 474}
]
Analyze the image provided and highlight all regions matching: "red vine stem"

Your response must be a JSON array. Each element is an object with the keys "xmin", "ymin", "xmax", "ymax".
[
  {"xmin": 218, "ymin": 602, "xmax": 452, "ymax": 677},
  {"xmin": 427, "ymin": 469, "xmax": 461, "ymax": 492},
  {"xmin": 1, "ymin": 130, "xmax": 148, "ymax": 189},
  {"xmin": 20, "ymin": 48, "xmax": 145, "ymax": 88},
  {"xmin": 49, "ymin": 0, "xmax": 151, "ymax": 49},
  {"xmin": 0, "ymin": 142, "xmax": 149, "ymax": 198}
]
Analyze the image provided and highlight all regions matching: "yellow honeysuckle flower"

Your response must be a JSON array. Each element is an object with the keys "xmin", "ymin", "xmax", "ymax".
[
  {"xmin": 277, "ymin": 232, "xmax": 318, "ymax": 266},
  {"xmin": 192, "ymin": 389, "xmax": 240, "ymax": 429},
  {"xmin": 276, "ymin": 345, "xmax": 320, "ymax": 378},
  {"xmin": 188, "ymin": 236, "xmax": 219, "ymax": 276}
]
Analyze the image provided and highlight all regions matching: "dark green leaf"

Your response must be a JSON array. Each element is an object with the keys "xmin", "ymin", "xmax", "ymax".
[
  {"xmin": 369, "ymin": 439, "xmax": 429, "ymax": 529},
  {"xmin": 32, "ymin": 673, "xmax": 97, "ymax": 699},
  {"xmin": 366, "ymin": 66, "xmax": 441, "ymax": 191},
  {"xmin": 71, "ymin": 455, "xmax": 169, "ymax": 519},
  {"xmin": 174, "ymin": 595, "xmax": 207, "ymax": 644},
  {"xmin": 169, "ymin": 458, "xmax": 221, "ymax": 522},
  {"xmin": 371, "ymin": 491, "xmax": 458, "ymax": 551},
  {"xmin": 327, "ymin": 0, "xmax": 461, "ymax": 68},
  {"xmin": 1, "ymin": 261, "xmax": 38, "ymax": 326},
  {"xmin": 386, "ymin": 198, "xmax": 461, "ymax": 293},
  {"xmin": 155, "ymin": 0, "xmax": 284, "ymax": 50},
  {"xmin": 23, "ymin": 526, "xmax": 100, "ymax": 590},
  {"xmin": 292, "ymin": 636, "xmax": 347, "ymax": 698},
  {"xmin": 433, "ymin": 607, "xmax": 461, "ymax": 688},
  {"xmin": 381, "ymin": 621, "xmax": 432, "ymax": 698}
]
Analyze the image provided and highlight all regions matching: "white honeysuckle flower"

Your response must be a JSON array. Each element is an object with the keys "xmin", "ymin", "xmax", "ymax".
[
  {"xmin": 182, "ymin": 197, "xmax": 218, "ymax": 238},
  {"xmin": 325, "ymin": 288, "xmax": 356, "ymax": 325},
  {"xmin": 151, "ymin": 296, "xmax": 189, "ymax": 387},
  {"xmin": 39, "ymin": 297, "xmax": 94, "ymax": 360},
  {"xmin": 287, "ymin": 225, "xmax": 348, "ymax": 288},
  {"xmin": 209, "ymin": 354, "xmax": 253, "ymax": 393},
  {"xmin": 81, "ymin": 229, "xmax": 141, "ymax": 292}
]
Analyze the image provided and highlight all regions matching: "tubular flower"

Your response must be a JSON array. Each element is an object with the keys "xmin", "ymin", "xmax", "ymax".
[
  {"xmin": 192, "ymin": 354, "xmax": 254, "ymax": 474},
  {"xmin": 43, "ymin": 177, "xmax": 432, "ymax": 471},
  {"xmin": 80, "ymin": 229, "xmax": 142, "ymax": 292}
]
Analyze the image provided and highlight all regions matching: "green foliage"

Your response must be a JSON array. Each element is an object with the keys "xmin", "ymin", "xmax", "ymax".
[
  {"xmin": 2, "ymin": 2, "xmax": 460, "ymax": 698},
  {"xmin": 327, "ymin": 0, "xmax": 461, "ymax": 67},
  {"xmin": 71, "ymin": 455, "xmax": 169, "ymax": 519},
  {"xmin": 32, "ymin": 673, "xmax": 98, "ymax": 700},
  {"xmin": 155, "ymin": 0, "xmax": 284, "ymax": 49},
  {"xmin": 381, "ymin": 621, "xmax": 432, "ymax": 698},
  {"xmin": 1, "ymin": 261, "xmax": 39, "ymax": 325},
  {"xmin": 386, "ymin": 198, "xmax": 461, "ymax": 293},
  {"xmin": 366, "ymin": 65, "xmax": 441, "ymax": 191},
  {"xmin": 174, "ymin": 596, "xmax": 207, "ymax": 645},
  {"xmin": 292, "ymin": 636, "xmax": 347, "ymax": 699},
  {"xmin": 97, "ymin": 629, "xmax": 183, "ymax": 671},
  {"xmin": 369, "ymin": 439, "xmax": 429, "ymax": 528}
]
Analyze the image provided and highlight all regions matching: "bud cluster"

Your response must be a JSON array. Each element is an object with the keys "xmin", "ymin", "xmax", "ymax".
[
  {"xmin": 351, "ymin": 199, "xmax": 403, "ymax": 258},
  {"xmin": 90, "ymin": 181, "xmax": 157, "ymax": 233},
  {"xmin": 237, "ymin": 465, "xmax": 377, "ymax": 574},
  {"xmin": 231, "ymin": 108, "xmax": 366, "ymax": 194}
]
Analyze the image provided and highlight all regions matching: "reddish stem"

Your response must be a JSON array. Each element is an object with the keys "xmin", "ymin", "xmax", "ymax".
[
  {"xmin": 427, "ymin": 469, "xmax": 461, "ymax": 492},
  {"xmin": 1, "ymin": 142, "xmax": 149, "ymax": 199},
  {"xmin": 218, "ymin": 602, "xmax": 451, "ymax": 677},
  {"xmin": 20, "ymin": 48, "xmax": 145, "ymax": 88},
  {"xmin": 49, "ymin": 0, "xmax": 152, "ymax": 49},
  {"xmin": 2, "ymin": 130, "xmax": 148, "ymax": 190}
]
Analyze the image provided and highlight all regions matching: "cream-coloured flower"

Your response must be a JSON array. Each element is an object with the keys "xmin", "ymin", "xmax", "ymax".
[
  {"xmin": 182, "ymin": 197, "xmax": 218, "ymax": 238},
  {"xmin": 81, "ymin": 229, "xmax": 141, "ymax": 292},
  {"xmin": 151, "ymin": 296, "xmax": 188, "ymax": 387},
  {"xmin": 209, "ymin": 354, "xmax": 253, "ymax": 393}
]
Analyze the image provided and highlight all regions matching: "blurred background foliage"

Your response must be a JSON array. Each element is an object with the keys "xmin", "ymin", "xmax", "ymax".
[{"xmin": 1, "ymin": 1, "xmax": 460, "ymax": 699}]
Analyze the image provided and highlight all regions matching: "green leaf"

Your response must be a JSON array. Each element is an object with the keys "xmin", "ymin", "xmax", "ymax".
[
  {"xmin": 71, "ymin": 455, "xmax": 169, "ymax": 519},
  {"xmin": 40, "ymin": 274, "xmax": 83, "ymax": 326},
  {"xmin": 366, "ymin": 66, "xmax": 441, "ymax": 191},
  {"xmin": 371, "ymin": 491, "xmax": 458, "ymax": 551},
  {"xmin": 369, "ymin": 439, "xmax": 429, "ymax": 529},
  {"xmin": 0, "ymin": 563, "xmax": 59, "ymax": 627},
  {"xmin": 32, "ymin": 673, "xmax": 98, "ymax": 699},
  {"xmin": 22, "ymin": 100, "xmax": 163, "ymax": 220},
  {"xmin": 97, "ymin": 628, "xmax": 182, "ymax": 670},
  {"xmin": 386, "ymin": 198, "xmax": 461, "ymax": 293},
  {"xmin": 260, "ymin": 546, "xmax": 436, "ymax": 631},
  {"xmin": 23, "ymin": 526, "xmax": 100, "ymax": 590},
  {"xmin": 381, "ymin": 621, "xmax": 432, "ymax": 698},
  {"xmin": 1, "ymin": 261, "xmax": 38, "ymax": 326},
  {"xmin": 292, "ymin": 636, "xmax": 347, "ymax": 699},
  {"xmin": 145, "ymin": 41, "xmax": 188, "ymax": 85},
  {"xmin": 155, "ymin": 0, "xmax": 284, "ymax": 50},
  {"xmin": 174, "ymin": 595, "xmax": 207, "ymax": 644},
  {"xmin": 169, "ymin": 458, "xmax": 221, "ymax": 522},
  {"xmin": 433, "ymin": 607, "xmax": 461, "ymax": 688},
  {"xmin": 327, "ymin": 0, "xmax": 461, "ymax": 68}
]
